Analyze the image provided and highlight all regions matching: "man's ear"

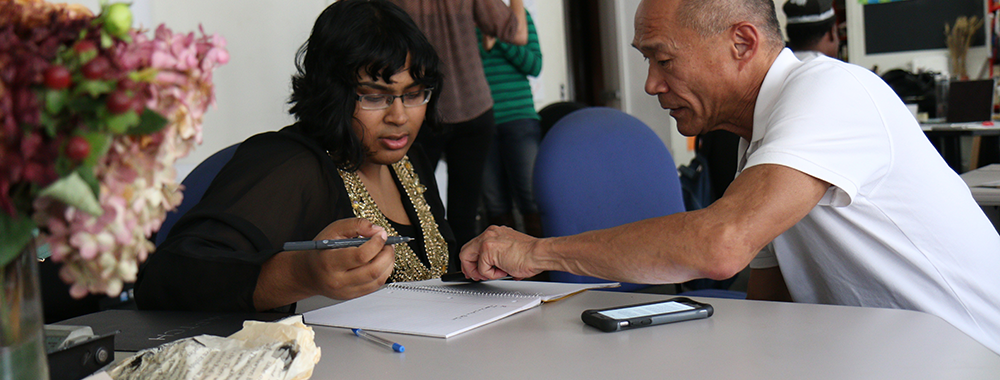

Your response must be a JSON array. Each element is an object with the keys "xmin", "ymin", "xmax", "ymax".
[{"xmin": 731, "ymin": 22, "xmax": 760, "ymax": 69}]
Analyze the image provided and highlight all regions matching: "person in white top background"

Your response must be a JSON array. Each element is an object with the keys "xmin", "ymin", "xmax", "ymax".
[
  {"xmin": 459, "ymin": 0, "xmax": 1000, "ymax": 355},
  {"xmin": 783, "ymin": 0, "xmax": 839, "ymax": 60}
]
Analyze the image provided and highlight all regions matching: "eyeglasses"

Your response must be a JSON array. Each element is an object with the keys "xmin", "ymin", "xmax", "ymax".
[{"xmin": 356, "ymin": 88, "xmax": 434, "ymax": 110}]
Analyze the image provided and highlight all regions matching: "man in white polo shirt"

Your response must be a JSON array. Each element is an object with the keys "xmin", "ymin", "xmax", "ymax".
[{"xmin": 458, "ymin": 0, "xmax": 1000, "ymax": 354}]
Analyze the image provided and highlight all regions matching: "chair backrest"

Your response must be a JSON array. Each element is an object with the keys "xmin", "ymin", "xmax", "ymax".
[
  {"xmin": 538, "ymin": 101, "xmax": 588, "ymax": 138},
  {"xmin": 533, "ymin": 107, "xmax": 685, "ymax": 291},
  {"xmin": 154, "ymin": 143, "xmax": 240, "ymax": 246}
]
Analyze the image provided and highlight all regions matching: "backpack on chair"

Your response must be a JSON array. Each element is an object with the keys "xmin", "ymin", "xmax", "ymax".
[{"xmin": 678, "ymin": 153, "xmax": 713, "ymax": 212}]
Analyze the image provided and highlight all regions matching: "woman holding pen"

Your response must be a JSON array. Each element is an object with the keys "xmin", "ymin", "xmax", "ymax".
[{"xmin": 134, "ymin": 0, "xmax": 456, "ymax": 312}]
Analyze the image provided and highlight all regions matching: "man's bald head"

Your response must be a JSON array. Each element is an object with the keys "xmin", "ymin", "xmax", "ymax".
[{"xmin": 676, "ymin": 0, "xmax": 785, "ymax": 52}]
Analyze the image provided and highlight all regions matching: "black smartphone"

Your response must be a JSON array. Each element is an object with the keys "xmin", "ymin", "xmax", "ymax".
[{"xmin": 581, "ymin": 297, "xmax": 713, "ymax": 332}]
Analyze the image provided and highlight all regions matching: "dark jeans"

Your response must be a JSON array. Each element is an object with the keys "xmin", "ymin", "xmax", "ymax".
[
  {"xmin": 483, "ymin": 118, "xmax": 541, "ymax": 215},
  {"xmin": 416, "ymin": 109, "xmax": 495, "ymax": 247}
]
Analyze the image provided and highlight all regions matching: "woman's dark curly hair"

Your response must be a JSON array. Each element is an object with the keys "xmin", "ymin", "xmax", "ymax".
[{"xmin": 288, "ymin": 0, "xmax": 443, "ymax": 171}]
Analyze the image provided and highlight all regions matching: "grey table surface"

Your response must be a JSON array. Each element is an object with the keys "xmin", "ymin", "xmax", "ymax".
[{"xmin": 297, "ymin": 290, "xmax": 1000, "ymax": 379}]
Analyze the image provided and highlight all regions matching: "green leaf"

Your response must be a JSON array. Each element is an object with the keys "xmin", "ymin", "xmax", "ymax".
[
  {"xmin": 38, "ymin": 172, "xmax": 103, "ymax": 216},
  {"xmin": 100, "ymin": 30, "xmax": 113, "ymax": 49},
  {"xmin": 66, "ymin": 94, "xmax": 102, "ymax": 114},
  {"xmin": 45, "ymin": 89, "xmax": 69, "ymax": 114},
  {"xmin": 38, "ymin": 111, "xmax": 60, "ymax": 137},
  {"xmin": 75, "ymin": 79, "xmax": 116, "ymax": 97},
  {"xmin": 128, "ymin": 108, "xmax": 168, "ymax": 135},
  {"xmin": 129, "ymin": 68, "xmax": 159, "ymax": 83},
  {"xmin": 82, "ymin": 132, "xmax": 112, "ymax": 168},
  {"xmin": 78, "ymin": 49, "xmax": 98, "ymax": 65},
  {"xmin": 0, "ymin": 213, "xmax": 37, "ymax": 268},
  {"xmin": 75, "ymin": 166, "xmax": 101, "ymax": 197},
  {"xmin": 54, "ymin": 153, "xmax": 74, "ymax": 178},
  {"xmin": 105, "ymin": 110, "xmax": 140, "ymax": 134}
]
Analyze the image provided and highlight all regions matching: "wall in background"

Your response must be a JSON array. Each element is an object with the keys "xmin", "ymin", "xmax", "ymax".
[
  {"xmin": 602, "ymin": 0, "xmax": 690, "ymax": 165},
  {"xmin": 76, "ymin": 0, "xmax": 570, "ymax": 169},
  {"xmin": 82, "ymin": 0, "xmax": 993, "ymax": 170},
  {"xmin": 526, "ymin": 0, "xmax": 570, "ymax": 108},
  {"xmin": 74, "ymin": 0, "xmax": 800, "ymax": 172},
  {"xmin": 77, "ymin": 0, "xmax": 325, "ymax": 169}
]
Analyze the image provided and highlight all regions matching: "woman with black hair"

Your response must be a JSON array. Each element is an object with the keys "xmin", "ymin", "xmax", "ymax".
[{"xmin": 134, "ymin": 0, "xmax": 455, "ymax": 312}]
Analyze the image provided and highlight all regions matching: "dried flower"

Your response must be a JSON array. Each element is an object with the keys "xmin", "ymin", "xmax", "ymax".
[
  {"xmin": 0, "ymin": 0, "xmax": 227, "ymax": 297},
  {"xmin": 945, "ymin": 15, "xmax": 983, "ymax": 80}
]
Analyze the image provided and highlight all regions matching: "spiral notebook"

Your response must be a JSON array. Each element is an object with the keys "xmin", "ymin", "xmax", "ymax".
[{"xmin": 302, "ymin": 279, "xmax": 619, "ymax": 338}]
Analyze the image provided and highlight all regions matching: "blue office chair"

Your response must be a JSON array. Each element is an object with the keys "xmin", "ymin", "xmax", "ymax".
[
  {"xmin": 154, "ymin": 143, "xmax": 240, "ymax": 246},
  {"xmin": 538, "ymin": 101, "xmax": 588, "ymax": 138},
  {"xmin": 532, "ymin": 107, "xmax": 686, "ymax": 292}
]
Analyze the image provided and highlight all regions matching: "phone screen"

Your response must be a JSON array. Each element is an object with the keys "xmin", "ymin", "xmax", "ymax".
[{"xmin": 596, "ymin": 301, "xmax": 694, "ymax": 319}]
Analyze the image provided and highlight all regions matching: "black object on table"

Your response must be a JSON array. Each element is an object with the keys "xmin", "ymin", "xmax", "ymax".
[{"xmin": 54, "ymin": 309, "xmax": 290, "ymax": 352}]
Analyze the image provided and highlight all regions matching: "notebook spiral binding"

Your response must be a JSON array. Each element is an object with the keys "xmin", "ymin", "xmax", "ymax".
[{"xmin": 387, "ymin": 282, "xmax": 540, "ymax": 299}]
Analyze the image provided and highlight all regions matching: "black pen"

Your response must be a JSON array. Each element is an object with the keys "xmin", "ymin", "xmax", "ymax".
[
  {"xmin": 440, "ymin": 271, "xmax": 479, "ymax": 283},
  {"xmin": 283, "ymin": 236, "xmax": 413, "ymax": 251},
  {"xmin": 440, "ymin": 271, "xmax": 511, "ymax": 283}
]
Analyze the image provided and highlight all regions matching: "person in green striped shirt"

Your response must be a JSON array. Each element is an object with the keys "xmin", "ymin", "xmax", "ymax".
[{"xmin": 477, "ymin": 11, "xmax": 543, "ymax": 237}]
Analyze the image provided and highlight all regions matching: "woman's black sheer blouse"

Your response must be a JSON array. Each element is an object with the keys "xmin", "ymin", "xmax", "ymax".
[{"xmin": 134, "ymin": 124, "xmax": 457, "ymax": 312}]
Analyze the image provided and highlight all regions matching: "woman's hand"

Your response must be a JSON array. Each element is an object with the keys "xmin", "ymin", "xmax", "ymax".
[
  {"xmin": 304, "ymin": 218, "xmax": 396, "ymax": 300},
  {"xmin": 254, "ymin": 218, "xmax": 395, "ymax": 310},
  {"xmin": 482, "ymin": 35, "xmax": 497, "ymax": 52}
]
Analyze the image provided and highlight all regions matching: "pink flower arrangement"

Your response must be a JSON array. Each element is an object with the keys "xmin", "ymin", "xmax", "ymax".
[{"xmin": 0, "ymin": 0, "xmax": 228, "ymax": 297}]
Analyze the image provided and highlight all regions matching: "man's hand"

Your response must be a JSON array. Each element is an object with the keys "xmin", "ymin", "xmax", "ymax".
[{"xmin": 460, "ymin": 225, "xmax": 542, "ymax": 281}]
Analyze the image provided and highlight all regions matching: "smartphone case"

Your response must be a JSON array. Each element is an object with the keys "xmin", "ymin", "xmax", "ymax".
[{"xmin": 581, "ymin": 297, "xmax": 714, "ymax": 332}]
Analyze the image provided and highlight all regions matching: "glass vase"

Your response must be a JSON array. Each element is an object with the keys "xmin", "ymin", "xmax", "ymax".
[{"xmin": 0, "ymin": 242, "xmax": 50, "ymax": 380}]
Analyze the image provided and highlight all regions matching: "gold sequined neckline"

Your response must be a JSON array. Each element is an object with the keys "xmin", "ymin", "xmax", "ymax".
[{"xmin": 337, "ymin": 156, "xmax": 448, "ymax": 282}]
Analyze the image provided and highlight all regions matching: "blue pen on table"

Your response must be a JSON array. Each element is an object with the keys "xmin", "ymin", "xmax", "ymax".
[
  {"xmin": 283, "ymin": 236, "xmax": 413, "ymax": 251},
  {"xmin": 352, "ymin": 329, "xmax": 405, "ymax": 353}
]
